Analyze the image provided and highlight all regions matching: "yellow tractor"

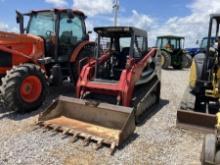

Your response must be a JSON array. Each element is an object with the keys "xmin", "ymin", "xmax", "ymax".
[
  {"xmin": 176, "ymin": 14, "xmax": 220, "ymax": 133},
  {"xmin": 175, "ymin": 14, "xmax": 220, "ymax": 164}
]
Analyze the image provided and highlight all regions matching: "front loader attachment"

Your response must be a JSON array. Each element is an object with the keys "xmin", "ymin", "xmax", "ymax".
[
  {"xmin": 176, "ymin": 110, "xmax": 216, "ymax": 133},
  {"xmin": 176, "ymin": 86, "xmax": 216, "ymax": 133},
  {"xmin": 38, "ymin": 96, "xmax": 136, "ymax": 154}
]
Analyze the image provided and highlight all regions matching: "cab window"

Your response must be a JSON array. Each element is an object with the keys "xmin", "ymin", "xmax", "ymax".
[{"xmin": 59, "ymin": 14, "xmax": 85, "ymax": 45}]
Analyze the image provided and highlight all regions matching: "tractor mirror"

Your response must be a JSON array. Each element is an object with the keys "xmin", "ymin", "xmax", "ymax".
[
  {"xmin": 16, "ymin": 11, "xmax": 22, "ymax": 23},
  {"xmin": 196, "ymin": 40, "xmax": 199, "ymax": 45},
  {"xmin": 16, "ymin": 15, "xmax": 20, "ymax": 23}
]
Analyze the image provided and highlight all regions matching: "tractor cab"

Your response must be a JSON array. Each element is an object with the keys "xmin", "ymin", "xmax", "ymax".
[
  {"xmin": 200, "ymin": 37, "xmax": 216, "ymax": 50},
  {"xmin": 16, "ymin": 9, "xmax": 88, "ymax": 63},
  {"xmin": 14, "ymin": 9, "xmax": 94, "ymax": 84},
  {"xmin": 156, "ymin": 35, "xmax": 184, "ymax": 53},
  {"xmin": 156, "ymin": 35, "xmax": 191, "ymax": 69}
]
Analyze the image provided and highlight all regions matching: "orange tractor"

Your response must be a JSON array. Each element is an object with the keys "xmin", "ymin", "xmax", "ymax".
[{"xmin": 0, "ymin": 9, "xmax": 94, "ymax": 113}]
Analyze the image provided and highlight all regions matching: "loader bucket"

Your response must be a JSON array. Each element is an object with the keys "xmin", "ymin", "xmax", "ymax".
[
  {"xmin": 176, "ymin": 110, "xmax": 216, "ymax": 133},
  {"xmin": 38, "ymin": 96, "xmax": 136, "ymax": 154}
]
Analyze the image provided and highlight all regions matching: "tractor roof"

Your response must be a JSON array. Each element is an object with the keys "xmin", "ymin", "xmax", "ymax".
[
  {"xmin": 94, "ymin": 26, "xmax": 148, "ymax": 37},
  {"xmin": 202, "ymin": 36, "xmax": 216, "ymax": 40},
  {"xmin": 210, "ymin": 14, "xmax": 220, "ymax": 22},
  {"xmin": 24, "ymin": 8, "xmax": 86, "ymax": 18},
  {"xmin": 157, "ymin": 35, "xmax": 184, "ymax": 39}
]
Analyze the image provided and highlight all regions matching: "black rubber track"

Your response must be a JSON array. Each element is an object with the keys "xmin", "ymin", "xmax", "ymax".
[{"xmin": 0, "ymin": 63, "xmax": 48, "ymax": 113}]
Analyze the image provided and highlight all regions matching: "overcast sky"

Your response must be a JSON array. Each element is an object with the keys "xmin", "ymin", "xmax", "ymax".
[{"xmin": 0, "ymin": 0, "xmax": 220, "ymax": 47}]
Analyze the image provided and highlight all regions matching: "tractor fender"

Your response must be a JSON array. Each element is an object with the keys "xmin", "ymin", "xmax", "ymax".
[
  {"xmin": 70, "ymin": 41, "xmax": 95, "ymax": 63},
  {"xmin": 189, "ymin": 53, "xmax": 205, "ymax": 91}
]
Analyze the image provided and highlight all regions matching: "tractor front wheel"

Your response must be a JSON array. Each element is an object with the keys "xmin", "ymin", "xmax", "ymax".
[
  {"xmin": 161, "ymin": 51, "xmax": 171, "ymax": 69},
  {"xmin": 201, "ymin": 134, "xmax": 216, "ymax": 165},
  {"xmin": 0, "ymin": 64, "xmax": 48, "ymax": 113}
]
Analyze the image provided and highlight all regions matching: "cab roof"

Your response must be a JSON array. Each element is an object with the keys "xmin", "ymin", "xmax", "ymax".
[
  {"xmin": 157, "ymin": 35, "xmax": 184, "ymax": 39},
  {"xmin": 23, "ymin": 8, "xmax": 86, "ymax": 18},
  {"xmin": 94, "ymin": 26, "xmax": 148, "ymax": 37},
  {"xmin": 210, "ymin": 14, "xmax": 220, "ymax": 22}
]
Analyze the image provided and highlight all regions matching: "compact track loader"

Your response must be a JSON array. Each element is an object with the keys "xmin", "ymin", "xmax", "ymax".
[
  {"xmin": 38, "ymin": 26, "xmax": 161, "ymax": 153},
  {"xmin": 0, "ymin": 9, "xmax": 94, "ymax": 113},
  {"xmin": 177, "ymin": 14, "xmax": 220, "ymax": 133}
]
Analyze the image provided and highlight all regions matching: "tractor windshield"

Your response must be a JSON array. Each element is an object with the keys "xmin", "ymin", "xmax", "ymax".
[{"xmin": 27, "ymin": 12, "xmax": 55, "ymax": 39}]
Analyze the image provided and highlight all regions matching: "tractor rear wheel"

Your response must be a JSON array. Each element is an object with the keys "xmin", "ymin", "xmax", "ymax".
[
  {"xmin": 161, "ymin": 51, "xmax": 171, "ymax": 69},
  {"xmin": 183, "ymin": 54, "xmax": 192, "ymax": 68},
  {"xmin": 0, "ymin": 63, "xmax": 48, "ymax": 113}
]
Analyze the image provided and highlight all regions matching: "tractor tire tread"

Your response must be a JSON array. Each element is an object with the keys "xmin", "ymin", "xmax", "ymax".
[{"xmin": 0, "ymin": 63, "xmax": 48, "ymax": 113}]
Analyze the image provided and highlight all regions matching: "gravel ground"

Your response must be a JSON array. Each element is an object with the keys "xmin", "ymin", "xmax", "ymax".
[{"xmin": 0, "ymin": 69, "xmax": 204, "ymax": 165}]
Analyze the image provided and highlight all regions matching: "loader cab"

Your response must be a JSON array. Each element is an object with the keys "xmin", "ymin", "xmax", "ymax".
[
  {"xmin": 94, "ymin": 26, "xmax": 148, "ymax": 81},
  {"xmin": 206, "ymin": 15, "xmax": 220, "ymax": 54},
  {"xmin": 17, "ymin": 9, "xmax": 87, "ymax": 62},
  {"xmin": 200, "ymin": 37, "xmax": 216, "ymax": 50}
]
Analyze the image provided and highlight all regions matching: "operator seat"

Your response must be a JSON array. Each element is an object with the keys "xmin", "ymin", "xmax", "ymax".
[
  {"xmin": 58, "ymin": 31, "xmax": 77, "ymax": 62},
  {"xmin": 118, "ymin": 47, "xmax": 130, "ymax": 68}
]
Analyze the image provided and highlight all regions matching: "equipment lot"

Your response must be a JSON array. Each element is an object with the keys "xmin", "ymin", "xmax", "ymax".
[{"xmin": 0, "ymin": 69, "xmax": 203, "ymax": 165}]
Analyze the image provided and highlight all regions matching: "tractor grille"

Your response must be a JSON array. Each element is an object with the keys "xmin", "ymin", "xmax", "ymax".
[{"xmin": 0, "ymin": 50, "xmax": 12, "ymax": 67}]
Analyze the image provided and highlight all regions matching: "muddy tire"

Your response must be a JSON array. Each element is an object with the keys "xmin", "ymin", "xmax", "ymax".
[
  {"xmin": 201, "ymin": 134, "xmax": 216, "ymax": 165},
  {"xmin": 161, "ymin": 51, "xmax": 171, "ymax": 69},
  {"xmin": 183, "ymin": 54, "xmax": 192, "ymax": 68},
  {"xmin": 0, "ymin": 63, "xmax": 48, "ymax": 113}
]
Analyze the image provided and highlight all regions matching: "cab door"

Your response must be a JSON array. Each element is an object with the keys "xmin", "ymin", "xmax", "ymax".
[{"xmin": 58, "ymin": 13, "xmax": 86, "ymax": 62}]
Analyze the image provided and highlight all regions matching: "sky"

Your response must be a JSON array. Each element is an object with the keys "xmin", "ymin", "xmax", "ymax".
[{"xmin": 0, "ymin": 0, "xmax": 220, "ymax": 47}]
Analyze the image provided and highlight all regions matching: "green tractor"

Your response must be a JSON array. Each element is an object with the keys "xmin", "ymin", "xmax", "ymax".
[{"xmin": 156, "ymin": 35, "xmax": 192, "ymax": 69}]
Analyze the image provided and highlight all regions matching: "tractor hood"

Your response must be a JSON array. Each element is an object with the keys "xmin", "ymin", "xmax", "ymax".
[
  {"xmin": 0, "ymin": 31, "xmax": 45, "ymax": 62},
  {"xmin": 0, "ymin": 31, "xmax": 43, "ymax": 45}
]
